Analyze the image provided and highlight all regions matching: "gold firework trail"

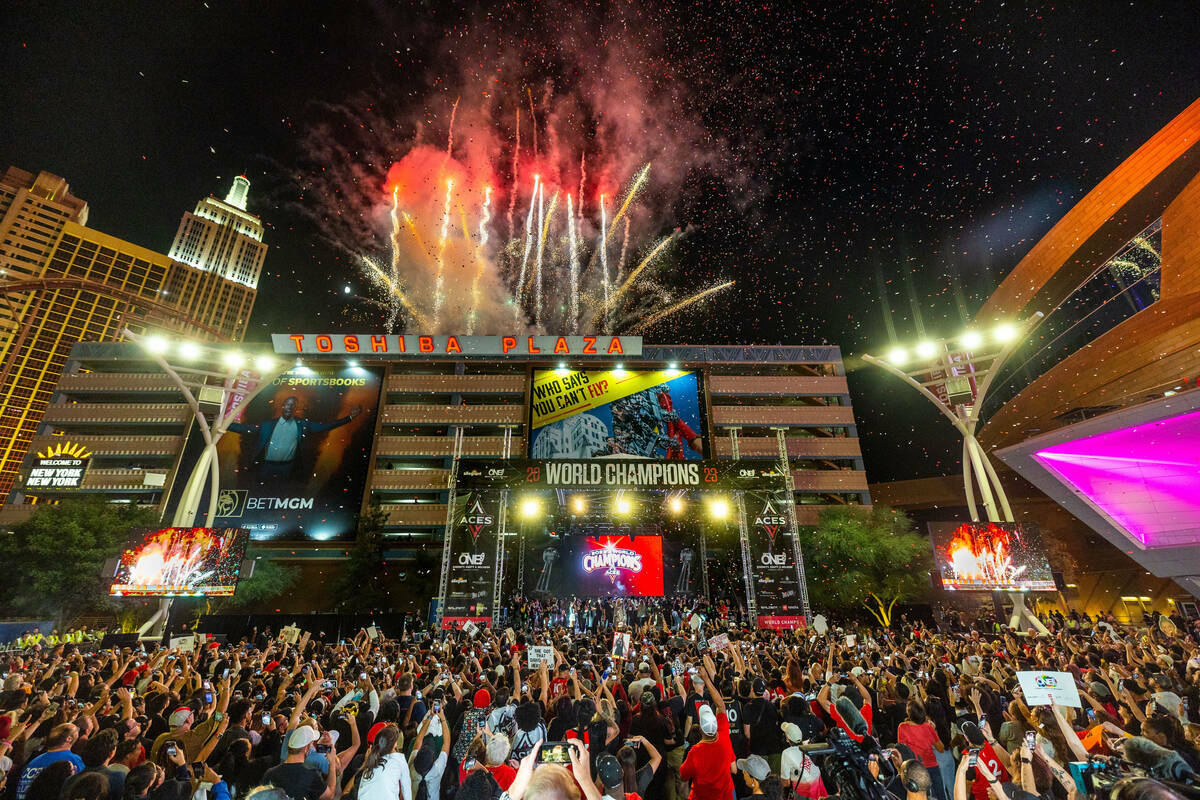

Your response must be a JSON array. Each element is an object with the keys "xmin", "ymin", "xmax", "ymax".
[{"xmin": 631, "ymin": 281, "xmax": 735, "ymax": 332}]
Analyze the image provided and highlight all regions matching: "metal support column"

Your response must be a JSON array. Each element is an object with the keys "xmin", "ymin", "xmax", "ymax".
[
  {"xmin": 728, "ymin": 427, "xmax": 741, "ymax": 460},
  {"xmin": 774, "ymin": 427, "xmax": 812, "ymax": 619},
  {"xmin": 434, "ymin": 426, "xmax": 466, "ymax": 628},
  {"xmin": 492, "ymin": 489, "xmax": 508, "ymax": 627},
  {"xmin": 699, "ymin": 519, "xmax": 711, "ymax": 604},
  {"xmin": 735, "ymin": 490, "xmax": 756, "ymax": 621}
]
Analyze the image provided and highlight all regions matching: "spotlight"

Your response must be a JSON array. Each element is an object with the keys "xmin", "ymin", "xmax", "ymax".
[
  {"xmin": 222, "ymin": 351, "xmax": 245, "ymax": 369},
  {"xmin": 614, "ymin": 497, "xmax": 632, "ymax": 515},
  {"xmin": 254, "ymin": 355, "xmax": 276, "ymax": 372},
  {"xmin": 915, "ymin": 341, "xmax": 937, "ymax": 359},
  {"xmin": 177, "ymin": 341, "xmax": 202, "ymax": 360},
  {"xmin": 613, "ymin": 363, "xmax": 625, "ymax": 373},
  {"xmin": 519, "ymin": 497, "xmax": 541, "ymax": 518},
  {"xmin": 570, "ymin": 495, "xmax": 587, "ymax": 514},
  {"xmin": 347, "ymin": 359, "xmax": 360, "ymax": 368},
  {"xmin": 144, "ymin": 336, "xmax": 169, "ymax": 354},
  {"xmin": 709, "ymin": 498, "xmax": 730, "ymax": 520},
  {"xmin": 885, "ymin": 347, "xmax": 908, "ymax": 366},
  {"xmin": 667, "ymin": 361, "xmax": 679, "ymax": 370},
  {"xmin": 343, "ymin": 285, "xmax": 352, "ymax": 294},
  {"xmin": 557, "ymin": 361, "xmax": 568, "ymax": 370},
  {"xmin": 960, "ymin": 330, "xmax": 982, "ymax": 350},
  {"xmin": 994, "ymin": 323, "xmax": 1017, "ymax": 343},
  {"xmin": 667, "ymin": 496, "xmax": 684, "ymax": 515}
]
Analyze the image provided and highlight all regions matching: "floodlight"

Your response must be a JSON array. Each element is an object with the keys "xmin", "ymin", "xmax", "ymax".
[
  {"xmin": 254, "ymin": 355, "xmax": 276, "ymax": 372},
  {"xmin": 667, "ymin": 496, "xmax": 684, "ymax": 515},
  {"xmin": 144, "ymin": 336, "xmax": 169, "ymax": 354},
  {"xmin": 557, "ymin": 361, "xmax": 568, "ymax": 370},
  {"xmin": 960, "ymin": 330, "xmax": 983, "ymax": 350},
  {"xmin": 709, "ymin": 498, "xmax": 730, "ymax": 520},
  {"xmin": 347, "ymin": 359, "xmax": 360, "ymax": 368},
  {"xmin": 519, "ymin": 497, "xmax": 541, "ymax": 518},
  {"xmin": 614, "ymin": 497, "xmax": 632, "ymax": 515},
  {"xmin": 570, "ymin": 495, "xmax": 587, "ymax": 514},
  {"xmin": 886, "ymin": 347, "xmax": 908, "ymax": 366},
  {"xmin": 994, "ymin": 323, "xmax": 1017, "ymax": 343},
  {"xmin": 222, "ymin": 351, "xmax": 245, "ymax": 369},
  {"xmin": 915, "ymin": 341, "xmax": 937, "ymax": 359},
  {"xmin": 667, "ymin": 361, "xmax": 679, "ymax": 370},
  {"xmin": 178, "ymin": 341, "xmax": 202, "ymax": 360}
]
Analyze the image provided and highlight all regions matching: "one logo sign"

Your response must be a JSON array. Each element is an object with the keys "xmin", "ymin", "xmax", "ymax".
[
  {"xmin": 28, "ymin": 440, "xmax": 93, "ymax": 489},
  {"xmin": 1034, "ymin": 674, "xmax": 1059, "ymax": 689},
  {"xmin": 458, "ymin": 552, "xmax": 486, "ymax": 566},
  {"xmin": 216, "ymin": 490, "xmax": 248, "ymax": 518}
]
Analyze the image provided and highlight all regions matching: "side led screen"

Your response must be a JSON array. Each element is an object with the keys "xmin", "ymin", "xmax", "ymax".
[
  {"xmin": 929, "ymin": 521, "xmax": 1055, "ymax": 591},
  {"xmin": 111, "ymin": 527, "xmax": 249, "ymax": 597},
  {"xmin": 529, "ymin": 369, "xmax": 703, "ymax": 459},
  {"xmin": 1033, "ymin": 408, "xmax": 1200, "ymax": 549}
]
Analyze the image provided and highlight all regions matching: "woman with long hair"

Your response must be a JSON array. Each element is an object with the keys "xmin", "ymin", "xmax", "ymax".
[
  {"xmin": 616, "ymin": 735, "xmax": 662, "ymax": 799},
  {"xmin": 356, "ymin": 724, "xmax": 412, "ymax": 800},
  {"xmin": 898, "ymin": 701, "xmax": 947, "ymax": 800}
]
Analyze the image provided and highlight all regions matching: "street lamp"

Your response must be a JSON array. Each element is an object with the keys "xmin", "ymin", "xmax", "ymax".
[
  {"xmin": 123, "ymin": 328, "xmax": 289, "ymax": 640},
  {"xmin": 862, "ymin": 313, "xmax": 1043, "ymax": 525}
]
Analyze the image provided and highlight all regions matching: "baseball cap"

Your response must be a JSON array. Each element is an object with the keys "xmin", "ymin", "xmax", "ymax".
[
  {"xmin": 781, "ymin": 722, "xmax": 804, "ymax": 743},
  {"xmin": 168, "ymin": 707, "xmax": 194, "ymax": 727},
  {"xmin": 597, "ymin": 754, "xmax": 623, "ymax": 788},
  {"xmin": 751, "ymin": 677, "xmax": 767, "ymax": 695},
  {"xmin": 367, "ymin": 722, "xmax": 387, "ymax": 743},
  {"xmin": 697, "ymin": 704, "xmax": 718, "ymax": 737},
  {"xmin": 737, "ymin": 755, "xmax": 771, "ymax": 781},
  {"xmin": 288, "ymin": 726, "xmax": 319, "ymax": 749}
]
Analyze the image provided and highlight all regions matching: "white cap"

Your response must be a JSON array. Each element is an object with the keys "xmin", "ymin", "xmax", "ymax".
[
  {"xmin": 698, "ymin": 704, "xmax": 718, "ymax": 737},
  {"xmin": 288, "ymin": 726, "xmax": 320, "ymax": 749},
  {"xmin": 781, "ymin": 721, "xmax": 804, "ymax": 743}
]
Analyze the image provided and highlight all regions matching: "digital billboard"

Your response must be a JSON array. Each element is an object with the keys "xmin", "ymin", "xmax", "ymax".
[
  {"xmin": 204, "ymin": 365, "xmax": 383, "ymax": 541},
  {"xmin": 110, "ymin": 527, "xmax": 249, "ymax": 597},
  {"xmin": 529, "ymin": 368, "xmax": 703, "ymax": 459},
  {"xmin": 929, "ymin": 521, "xmax": 1055, "ymax": 591}
]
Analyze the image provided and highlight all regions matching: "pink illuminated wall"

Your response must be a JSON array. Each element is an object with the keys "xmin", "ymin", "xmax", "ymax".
[{"xmin": 1033, "ymin": 409, "xmax": 1200, "ymax": 549}]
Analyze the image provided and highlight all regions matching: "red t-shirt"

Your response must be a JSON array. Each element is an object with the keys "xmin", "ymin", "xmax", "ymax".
[
  {"xmin": 970, "ymin": 743, "xmax": 1009, "ymax": 800},
  {"xmin": 487, "ymin": 763, "xmax": 517, "ymax": 790},
  {"xmin": 679, "ymin": 713, "xmax": 734, "ymax": 800},
  {"xmin": 897, "ymin": 721, "xmax": 940, "ymax": 767}
]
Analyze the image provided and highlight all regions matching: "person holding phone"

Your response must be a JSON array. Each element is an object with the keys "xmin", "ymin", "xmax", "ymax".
[
  {"xmin": 680, "ymin": 665, "xmax": 735, "ymax": 800},
  {"xmin": 898, "ymin": 701, "xmax": 947, "ymax": 800},
  {"xmin": 408, "ymin": 707, "xmax": 449, "ymax": 800},
  {"xmin": 355, "ymin": 724, "xmax": 410, "ymax": 800}
]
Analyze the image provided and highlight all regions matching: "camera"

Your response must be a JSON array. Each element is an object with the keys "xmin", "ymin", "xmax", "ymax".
[{"xmin": 794, "ymin": 728, "xmax": 896, "ymax": 800}]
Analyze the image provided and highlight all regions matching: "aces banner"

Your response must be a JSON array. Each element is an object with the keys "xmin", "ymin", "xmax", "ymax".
[
  {"xmin": 744, "ymin": 490, "xmax": 806, "ymax": 630},
  {"xmin": 441, "ymin": 491, "xmax": 500, "ymax": 629}
]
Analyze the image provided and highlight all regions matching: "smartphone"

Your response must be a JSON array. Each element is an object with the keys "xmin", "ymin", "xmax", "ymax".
[
  {"xmin": 262, "ymin": 713, "xmax": 272, "ymax": 726},
  {"xmin": 966, "ymin": 748, "xmax": 979, "ymax": 780},
  {"xmin": 203, "ymin": 680, "xmax": 212, "ymax": 690},
  {"xmin": 1024, "ymin": 731, "xmax": 1036, "ymax": 750},
  {"xmin": 315, "ymin": 744, "xmax": 331, "ymax": 754},
  {"xmin": 463, "ymin": 757, "xmax": 476, "ymax": 771},
  {"xmin": 415, "ymin": 690, "xmax": 422, "ymax": 700},
  {"xmin": 477, "ymin": 718, "xmax": 486, "ymax": 729},
  {"xmin": 204, "ymin": 691, "xmax": 214, "ymax": 704},
  {"xmin": 191, "ymin": 762, "xmax": 205, "ymax": 778},
  {"xmin": 222, "ymin": 668, "xmax": 230, "ymax": 679},
  {"xmin": 521, "ymin": 683, "xmax": 528, "ymax": 693},
  {"xmin": 1085, "ymin": 708, "xmax": 1096, "ymax": 723},
  {"xmin": 433, "ymin": 700, "xmax": 441, "ymax": 713},
  {"xmin": 537, "ymin": 742, "xmax": 573, "ymax": 764},
  {"xmin": 166, "ymin": 744, "xmax": 178, "ymax": 758},
  {"xmin": 624, "ymin": 739, "xmax": 640, "ymax": 748},
  {"xmin": 359, "ymin": 673, "xmax": 367, "ymax": 680}
]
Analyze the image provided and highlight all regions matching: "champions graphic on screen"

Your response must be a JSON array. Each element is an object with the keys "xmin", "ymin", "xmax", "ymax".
[
  {"xmin": 196, "ymin": 366, "xmax": 382, "ymax": 541},
  {"xmin": 929, "ymin": 521, "xmax": 1055, "ymax": 591},
  {"xmin": 582, "ymin": 539, "xmax": 645, "ymax": 579},
  {"xmin": 529, "ymin": 369, "xmax": 703, "ymax": 459},
  {"xmin": 110, "ymin": 527, "xmax": 249, "ymax": 597}
]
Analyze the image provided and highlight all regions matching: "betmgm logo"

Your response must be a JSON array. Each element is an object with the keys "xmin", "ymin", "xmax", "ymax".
[{"xmin": 216, "ymin": 489, "xmax": 248, "ymax": 518}]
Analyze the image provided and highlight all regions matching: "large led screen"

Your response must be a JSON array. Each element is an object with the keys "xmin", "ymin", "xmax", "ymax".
[
  {"xmin": 531, "ymin": 535, "xmax": 666, "ymax": 597},
  {"xmin": 529, "ymin": 369, "xmax": 703, "ymax": 459},
  {"xmin": 111, "ymin": 527, "xmax": 249, "ymax": 597},
  {"xmin": 1032, "ymin": 408, "xmax": 1200, "ymax": 549},
  {"xmin": 929, "ymin": 521, "xmax": 1055, "ymax": 592},
  {"xmin": 204, "ymin": 365, "xmax": 382, "ymax": 540}
]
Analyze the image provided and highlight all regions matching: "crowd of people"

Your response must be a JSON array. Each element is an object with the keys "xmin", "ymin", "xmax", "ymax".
[{"xmin": 2, "ymin": 597, "xmax": 1199, "ymax": 800}]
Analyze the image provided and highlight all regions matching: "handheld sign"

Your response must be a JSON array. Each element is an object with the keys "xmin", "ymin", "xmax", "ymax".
[
  {"xmin": 812, "ymin": 615, "xmax": 828, "ymax": 636},
  {"xmin": 708, "ymin": 633, "xmax": 731, "ymax": 652},
  {"xmin": 462, "ymin": 620, "xmax": 479, "ymax": 638},
  {"xmin": 1017, "ymin": 670, "xmax": 1081, "ymax": 707},
  {"xmin": 366, "ymin": 625, "xmax": 379, "ymax": 640},
  {"xmin": 528, "ymin": 645, "xmax": 555, "ymax": 670}
]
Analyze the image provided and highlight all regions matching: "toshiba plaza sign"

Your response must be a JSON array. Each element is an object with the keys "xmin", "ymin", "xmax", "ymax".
[{"xmin": 274, "ymin": 334, "xmax": 641, "ymax": 358}]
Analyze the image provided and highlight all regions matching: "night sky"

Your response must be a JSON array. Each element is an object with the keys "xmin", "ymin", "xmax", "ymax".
[{"xmin": 3, "ymin": 1, "xmax": 1198, "ymax": 483}]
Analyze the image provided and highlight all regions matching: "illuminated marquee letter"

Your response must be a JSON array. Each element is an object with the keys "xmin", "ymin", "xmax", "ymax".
[
  {"xmin": 290, "ymin": 335, "xmax": 305, "ymax": 352},
  {"xmin": 445, "ymin": 336, "xmax": 462, "ymax": 354},
  {"xmin": 370, "ymin": 335, "xmax": 387, "ymax": 353},
  {"xmin": 502, "ymin": 336, "xmax": 517, "ymax": 353},
  {"xmin": 583, "ymin": 336, "xmax": 597, "ymax": 354},
  {"xmin": 527, "ymin": 336, "xmax": 541, "ymax": 354},
  {"xmin": 553, "ymin": 337, "xmax": 569, "ymax": 354},
  {"xmin": 343, "ymin": 335, "xmax": 360, "ymax": 353},
  {"xmin": 419, "ymin": 336, "xmax": 435, "ymax": 353},
  {"xmin": 315, "ymin": 335, "xmax": 333, "ymax": 353},
  {"xmin": 607, "ymin": 337, "xmax": 624, "ymax": 355}
]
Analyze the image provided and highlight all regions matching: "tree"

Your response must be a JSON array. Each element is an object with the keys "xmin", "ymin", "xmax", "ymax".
[
  {"xmin": 798, "ymin": 505, "xmax": 932, "ymax": 626},
  {"xmin": 0, "ymin": 497, "xmax": 159, "ymax": 626},
  {"xmin": 331, "ymin": 502, "xmax": 391, "ymax": 612}
]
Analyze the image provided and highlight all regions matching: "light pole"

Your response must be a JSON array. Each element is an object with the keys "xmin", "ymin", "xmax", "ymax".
[
  {"xmin": 124, "ymin": 329, "xmax": 288, "ymax": 639},
  {"xmin": 861, "ymin": 312, "xmax": 1048, "ymax": 633},
  {"xmin": 861, "ymin": 312, "xmax": 1042, "ymax": 523}
]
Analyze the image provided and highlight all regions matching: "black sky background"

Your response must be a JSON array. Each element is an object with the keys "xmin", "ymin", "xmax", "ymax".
[{"xmin": 3, "ymin": 1, "xmax": 1198, "ymax": 483}]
